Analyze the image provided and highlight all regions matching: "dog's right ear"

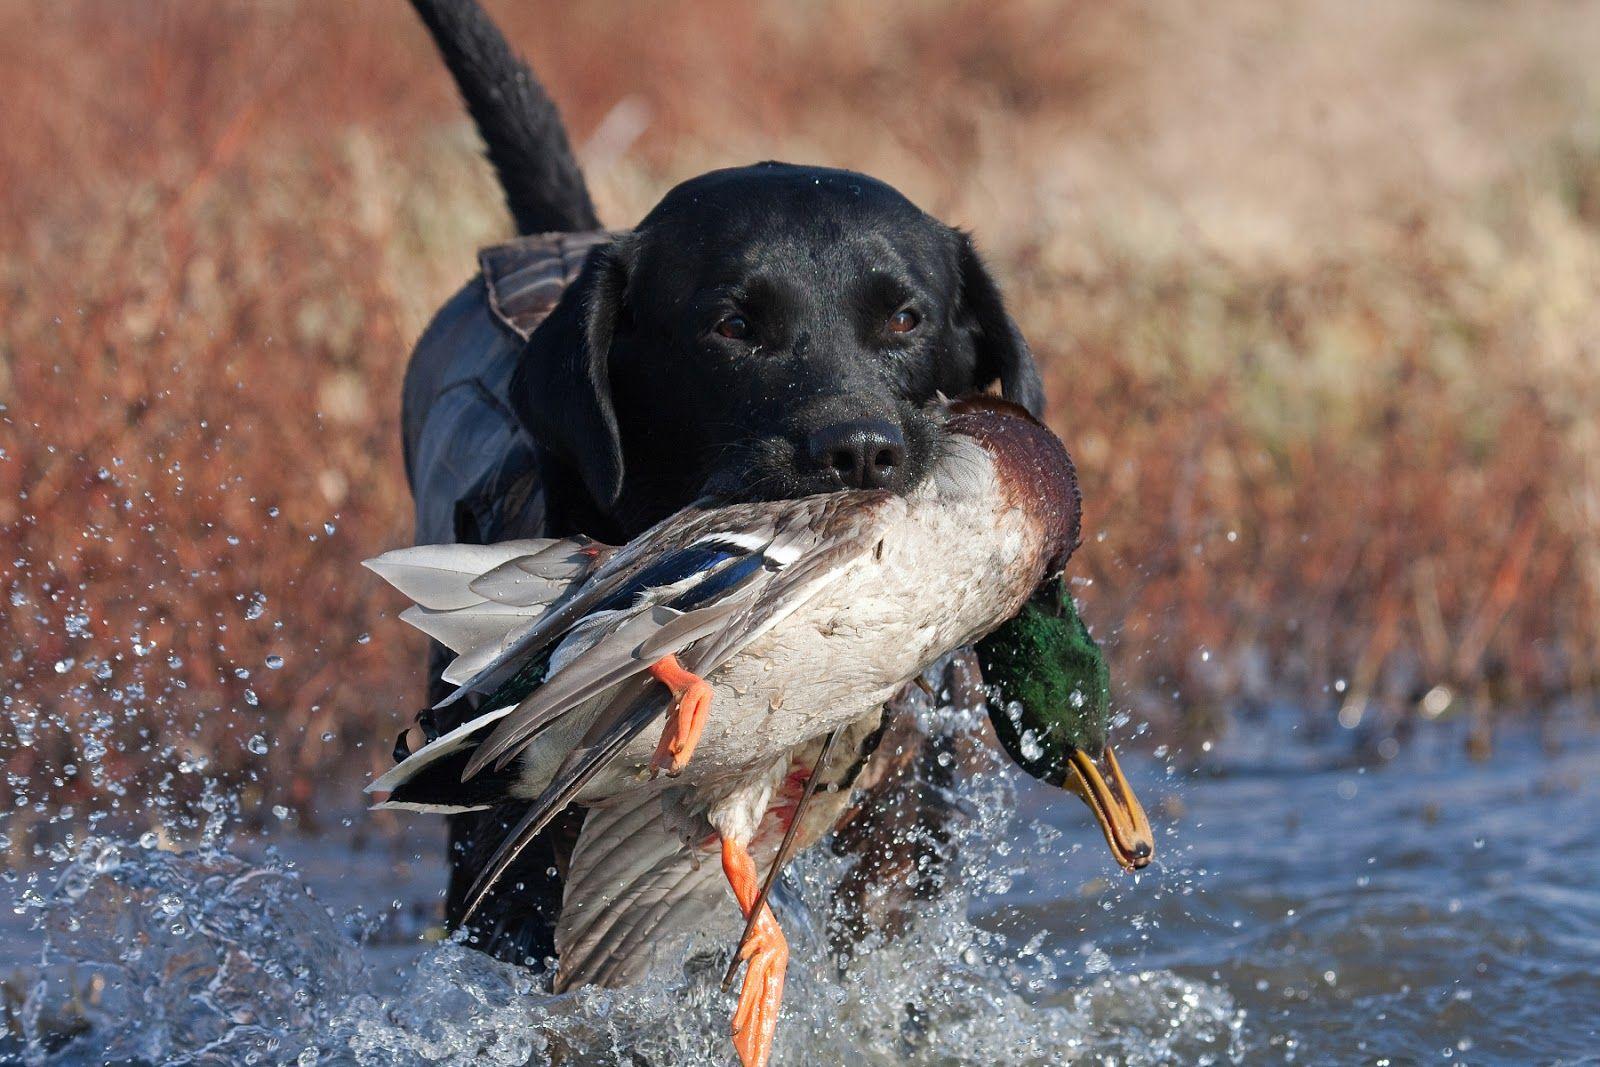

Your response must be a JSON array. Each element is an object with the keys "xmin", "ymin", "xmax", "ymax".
[
  {"xmin": 955, "ymin": 232, "xmax": 1046, "ymax": 418},
  {"xmin": 510, "ymin": 239, "xmax": 635, "ymax": 510}
]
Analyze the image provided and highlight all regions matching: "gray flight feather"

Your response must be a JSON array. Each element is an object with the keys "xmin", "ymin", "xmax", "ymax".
[
  {"xmin": 467, "ymin": 540, "xmax": 599, "ymax": 606},
  {"xmin": 399, "ymin": 601, "xmax": 534, "ymax": 656},
  {"xmin": 555, "ymin": 795, "xmax": 732, "ymax": 991},
  {"xmin": 364, "ymin": 539, "xmax": 555, "ymax": 610}
]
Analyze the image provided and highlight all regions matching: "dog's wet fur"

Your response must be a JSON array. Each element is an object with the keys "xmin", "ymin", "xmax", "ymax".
[{"xmin": 406, "ymin": 0, "xmax": 1043, "ymax": 962}]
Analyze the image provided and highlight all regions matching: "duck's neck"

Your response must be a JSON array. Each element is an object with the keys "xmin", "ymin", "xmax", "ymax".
[{"xmin": 945, "ymin": 397, "xmax": 1081, "ymax": 573}]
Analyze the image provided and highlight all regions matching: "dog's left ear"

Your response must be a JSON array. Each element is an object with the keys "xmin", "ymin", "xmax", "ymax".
[
  {"xmin": 510, "ymin": 237, "xmax": 635, "ymax": 510},
  {"xmin": 956, "ymin": 232, "xmax": 1046, "ymax": 417}
]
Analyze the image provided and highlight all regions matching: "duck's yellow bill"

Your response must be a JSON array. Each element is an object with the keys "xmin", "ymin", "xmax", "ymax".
[{"xmin": 1063, "ymin": 746, "xmax": 1154, "ymax": 871}]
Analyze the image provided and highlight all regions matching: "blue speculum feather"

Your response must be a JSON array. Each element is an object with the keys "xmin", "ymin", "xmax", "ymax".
[
  {"xmin": 668, "ymin": 552, "xmax": 770, "ymax": 610},
  {"xmin": 591, "ymin": 545, "xmax": 740, "ymax": 613}
]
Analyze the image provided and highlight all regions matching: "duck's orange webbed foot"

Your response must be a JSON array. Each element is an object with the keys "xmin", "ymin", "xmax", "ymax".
[
  {"xmin": 647, "ymin": 654, "xmax": 713, "ymax": 778},
  {"xmin": 721, "ymin": 837, "xmax": 788, "ymax": 1067}
]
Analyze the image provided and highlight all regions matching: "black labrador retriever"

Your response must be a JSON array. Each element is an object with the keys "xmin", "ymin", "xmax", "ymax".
[{"xmin": 400, "ymin": 0, "xmax": 1044, "ymax": 968}]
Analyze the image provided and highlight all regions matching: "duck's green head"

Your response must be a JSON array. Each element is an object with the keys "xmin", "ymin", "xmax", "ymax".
[{"xmin": 976, "ymin": 576, "xmax": 1154, "ymax": 871}]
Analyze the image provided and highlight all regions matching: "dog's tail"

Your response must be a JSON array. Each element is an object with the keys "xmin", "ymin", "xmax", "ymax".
[{"xmin": 408, "ymin": 0, "xmax": 599, "ymax": 235}]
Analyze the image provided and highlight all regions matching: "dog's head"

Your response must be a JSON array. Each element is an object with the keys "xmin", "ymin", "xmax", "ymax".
[{"xmin": 513, "ymin": 162, "xmax": 1044, "ymax": 537}]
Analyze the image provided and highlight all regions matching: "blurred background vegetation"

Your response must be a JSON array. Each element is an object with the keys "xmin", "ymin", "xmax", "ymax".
[{"xmin": 3, "ymin": 0, "xmax": 1598, "ymax": 850}]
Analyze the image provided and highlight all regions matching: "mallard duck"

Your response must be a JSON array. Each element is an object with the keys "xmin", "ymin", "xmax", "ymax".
[{"xmin": 364, "ymin": 396, "xmax": 1151, "ymax": 1067}]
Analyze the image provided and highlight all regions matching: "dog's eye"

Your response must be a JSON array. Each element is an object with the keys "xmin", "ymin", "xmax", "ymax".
[
  {"xmin": 714, "ymin": 315, "xmax": 752, "ymax": 340},
  {"xmin": 886, "ymin": 308, "xmax": 921, "ymax": 334}
]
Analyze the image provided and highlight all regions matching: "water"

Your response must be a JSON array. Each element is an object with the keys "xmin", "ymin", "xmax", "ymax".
[
  {"xmin": 4, "ymin": 705, "xmax": 1597, "ymax": 1066},
  {"xmin": 1000, "ymin": 712, "xmax": 1600, "ymax": 1064}
]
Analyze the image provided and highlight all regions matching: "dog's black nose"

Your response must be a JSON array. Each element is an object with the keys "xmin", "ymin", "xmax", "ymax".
[{"xmin": 806, "ymin": 418, "xmax": 906, "ymax": 490}]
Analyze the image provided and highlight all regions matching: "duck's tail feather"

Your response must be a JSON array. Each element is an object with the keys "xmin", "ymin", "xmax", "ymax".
[
  {"xmin": 432, "ymin": 535, "xmax": 753, "ymax": 710},
  {"xmin": 439, "ymin": 615, "xmax": 542, "ymax": 687},
  {"xmin": 467, "ymin": 539, "xmax": 608, "ymax": 606},
  {"xmin": 401, "ymin": 601, "xmax": 534, "ymax": 657},
  {"xmin": 373, "ymin": 747, "xmax": 518, "ymax": 814}
]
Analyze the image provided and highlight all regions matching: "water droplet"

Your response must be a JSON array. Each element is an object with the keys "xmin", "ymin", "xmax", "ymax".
[
  {"xmin": 265, "ymin": 654, "xmax": 284, "ymax": 670},
  {"xmin": 1018, "ymin": 729, "xmax": 1044, "ymax": 762},
  {"xmin": 246, "ymin": 734, "xmax": 269, "ymax": 756}
]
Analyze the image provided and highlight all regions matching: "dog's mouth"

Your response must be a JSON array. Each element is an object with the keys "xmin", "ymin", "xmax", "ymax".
[
  {"xmin": 698, "ymin": 408, "xmax": 942, "ymax": 504},
  {"xmin": 696, "ymin": 435, "xmax": 811, "ymax": 503}
]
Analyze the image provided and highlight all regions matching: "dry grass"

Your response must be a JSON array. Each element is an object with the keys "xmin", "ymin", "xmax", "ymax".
[{"xmin": 2, "ymin": 0, "xmax": 1598, "ymax": 844}]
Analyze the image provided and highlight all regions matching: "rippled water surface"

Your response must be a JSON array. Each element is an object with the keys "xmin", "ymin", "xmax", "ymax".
[{"xmin": 5, "ymin": 707, "xmax": 1597, "ymax": 1066}]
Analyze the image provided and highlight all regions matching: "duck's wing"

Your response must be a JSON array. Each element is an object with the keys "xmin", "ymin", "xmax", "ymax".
[
  {"xmin": 464, "ymin": 491, "xmax": 902, "ymax": 779},
  {"xmin": 369, "ymin": 508, "xmax": 746, "ymax": 711},
  {"xmin": 452, "ymin": 678, "xmax": 672, "ymax": 923},
  {"xmin": 366, "ymin": 507, "xmax": 804, "ymax": 810},
  {"xmin": 676, "ymin": 492, "xmax": 905, "ymax": 675},
  {"xmin": 364, "ymin": 512, "xmax": 763, "ymax": 817},
  {"xmin": 553, "ymin": 793, "xmax": 737, "ymax": 991},
  {"xmin": 429, "ymin": 504, "xmax": 739, "ymax": 710}
]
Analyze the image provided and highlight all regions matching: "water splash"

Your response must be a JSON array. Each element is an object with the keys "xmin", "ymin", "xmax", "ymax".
[
  {"xmin": 11, "ymin": 704, "xmax": 1245, "ymax": 1066},
  {"xmin": 19, "ymin": 843, "xmax": 359, "ymax": 1066}
]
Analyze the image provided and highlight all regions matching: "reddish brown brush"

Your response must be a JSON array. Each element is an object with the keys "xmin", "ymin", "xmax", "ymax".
[{"xmin": 2, "ymin": 0, "xmax": 1597, "ymax": 846}]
